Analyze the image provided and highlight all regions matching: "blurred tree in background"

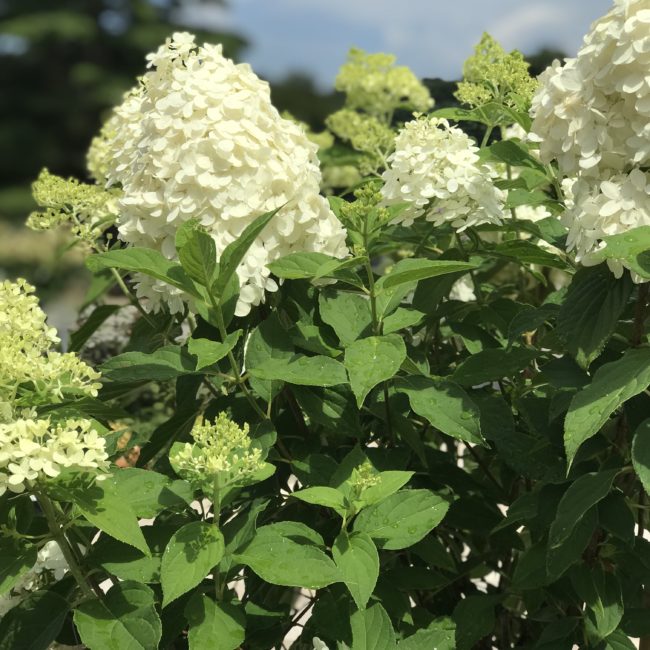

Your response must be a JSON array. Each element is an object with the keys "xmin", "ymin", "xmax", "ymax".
[{"xmin": 0, "ymin": 0, "xmax": 246, "ymax": 222}]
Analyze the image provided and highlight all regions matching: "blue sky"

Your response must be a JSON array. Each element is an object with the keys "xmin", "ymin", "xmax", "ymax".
[{"xmin": 176, "ymin": 0, "xmax": 613, "ymax": 88}]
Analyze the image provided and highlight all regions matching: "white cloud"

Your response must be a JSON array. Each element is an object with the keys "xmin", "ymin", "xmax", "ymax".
[{"xmin": 488, "ymin": 3, "xmax": 562, "ymax": 48}]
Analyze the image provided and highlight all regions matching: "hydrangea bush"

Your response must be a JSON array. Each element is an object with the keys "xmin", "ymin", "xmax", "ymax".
[{"xmin": 2, "ymin": 1, "xmax": 650, "ymax": 648}]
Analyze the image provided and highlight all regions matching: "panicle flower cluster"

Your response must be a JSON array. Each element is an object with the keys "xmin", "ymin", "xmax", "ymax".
[
  {"xmin": 335, "ymin": 48, "xmax": 433, "ymax": 118},
  {"xmin": 564, "ymin": 169, "xmax": 650, "ymax": 276},
  {"xmin": 98, "ymin": 32, "xmax": 347, "ymax": 317},
  {"xmin": 27, "ymin": 169, "xmax": 118, "ymax": 244},
  {"xmin": 381, "ymin": 117, "xmax": 504, "ymax": 230},
  {"xmin": 456, "ymin": 33, "xmax": 538, "ymax": 111},
  {"xmin": 170, "ymin": 412, "xmax": 264, "ymax": 490},
  {"xmin": 530, "ymin": 0, "xmax": 650, "ymax": 176},
  {"xmin": 0, "ymin": 541, "xmax": 68, "ymax": 618},
  {"xmin": 326, "ymin": 109, "xmax": 395, "ymax": 174},
  {"xmin": 529, "ymin": 0, "xmax": 650, "ymax": 277},
  {"xmin": 0, "ymin": 416, "xmax": 109, "ymax": 496},
  {"xmin": 0, "ymin": 280, "xmax": 101, "ymax": 406}
]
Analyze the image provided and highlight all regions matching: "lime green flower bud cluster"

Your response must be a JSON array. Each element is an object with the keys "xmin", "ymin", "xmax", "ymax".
[
  {"xmin": 326, "ymin": 110, "xmax": 395, "ymax": 175},
  {"xmin": 340, "ymin": 182, "xmax": 391, "ymax": 234},
  {"xmin": 27, "ymin": 169, "xmax": 118, "ymax": 244},
  {"xmin": 87, "ymin": 114, "xmax": 120, "ymax": 184},
  {"xmin": 455, "ymin": 33, "xmax": 537, "ymax": 111},
  {"xmin": 170, "ymin": 413, "xmax": 265, "ymax": 491},
  {"xmin": 350, "ymin": 460, "xmax": 381, "ymax": 493},
  {"xmin": 0, "ymin": 279, "xmax": 102, "ymax": 409},
  {"xmin": 336, "ymin": 48, "xmax": 433, "ymax": 118}
]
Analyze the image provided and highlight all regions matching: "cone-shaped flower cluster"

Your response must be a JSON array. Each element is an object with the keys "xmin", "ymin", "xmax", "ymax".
[
  {"xmin": 530, "ymin": 0, "xmax": 650, "ymax": 277},
  {"xmin": 96, "ymin": 32, "xmax": 348, "ymax": 316},
  {"xmin": 381, "ymin": 117, "xmax": 504, "ymax": 230}
]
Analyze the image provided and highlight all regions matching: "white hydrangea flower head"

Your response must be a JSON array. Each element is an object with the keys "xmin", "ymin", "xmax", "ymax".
[
  {"xmin": 100, "ymin": 32, "xmax": 348, "ymax": 317},
  {"xmin": 0, "ymin": 417, "xmax": 110, "ymax": 496},
  {"xmin": 381, "ymin": 117, "xmax": 504, "ymax": 230},
  {"xmin": 530, "ymin": 0, "xmax": 650, "ymax": 176},
  {"xmin": 563, "ymin": 168, "xmax": 650, "ymax": 277},
  {"xmin": 0, "ymin": 279, "xmax": 101, "ymax": 407}
]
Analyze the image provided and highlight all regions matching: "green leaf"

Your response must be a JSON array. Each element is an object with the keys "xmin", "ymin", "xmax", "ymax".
[
  {"xmin": 91, "ymin": 526, "xmax": 171, "ymax": 584},
  {"xmin": 86, "ymin": 248, "xmax": 201, "ymax": 298},
  {"xmin": 453, "ymin": 595, "xmax": 498, "ymax": 650},
  {"xmin": 74, "ymin": 581, "xmax": 162, "ymax": 650},
  {"xmin": 160, "ymin": 521, "xmax": 225, "ymax": 607},
  {"xmin": 314, "ymin": 255, "xmax": 366, "ymax": 280},
  {"xmin": 188, "ymin": 330, "xmax": 242, "ymax": 371},
  {"xmin": 494, "ymin": 240, "xmax": 568, "ymax": 269},
  {"xmin": 177, "ymin": 227, "xmax": 218, "ymax": 288},
  {"xmin": 101, "ymin": 346, "xmax": 198, "ymax": 382},
  {"xmin": 546, "ymin": 506, "xmax": 598, "ymax": 581},
  {"xmin": 360, "ymin": 470, "xmax": 414, "ymax": 509},
  {"xmin": 490, "ymin": 139, "xmax": 546, "ymax": 173},
  {"xmin": 508, "ymin": 303, "xmax": 559, "ymax": 345},
  {"xmin": 564, "ymin": 348, "xmax": 650, "ymax": 465},
  {"xmin": 213, "ymin": 207, "xmax": 279, "ymax": 297},
  {"xmin": 511, "ymin": 541, "xmax": 549, "ymax": 590},
  {"xmin": 319, "ymin": 289, "xmax": 373, "ymax": 346},
  {"xmin": 0, "ymin": 538, "xmax": 37, "ymax": 596},
  {"xmin": 452, "ymin": 347, "xmax": 537, "ymax": 386},
  {"xmin": 248, "ymin": 355, "xmax": 347, "ymax": 387},
  {"xmin": 396, "ymin": 376, "xmax": 483, "ymax": 445},
  {"xmin": 292, "ymin": 486, "xmax": 347, "ymax": 515},
  {"xmin": 588, "ymin": 226, "xmax": 650, "ymax": 279},
  {"xmin": 111, "ymin": 468, "xmax": 192, "ymax": 518},
  {"xmin": 549, "ymin": 470, "xmax": 618, "ymax": 549},
  {"xmin": 604, "ymin": 630, "xmax": 637, "ymax": 650},
  {"xmin": 353, "ymin": 489, "xmax": 449, "ymax": 550},
  {"xmin": 185, "ymin": 594, "xmax": 245, "ymax": 650},
  {"xmin": 382, "ymin": 307, "xmax": 425, "ymax": 334},
  {"xmin": 0, "ymin": 590, "xmax": 68, "ymax": 650},
  {"xmin": 632, "ymin": 418, "xmax": 650, "ymax": 495},
  {"xmin": 69, "ymin": 304, "xmax": 122, "ymax": 352},
  {"xmin": 504, "ymin": 188, "xmax": 552, "ymax": 209},
  {"xmin": 234, "ymin": 523, "xmax": 339, "ymax": 589},
  {"xmin": 571, "ymin": 565, "xmax": 623, "ymax": 639},
  {"xmin": 345, "ymin": 335, "xmax": 406, "ymax": 407},
  {"xmin": 350, "ymin": 603, "xmax": 397, "ymax": 650},
  {"xmin": 267, "ymin": 251, "xmax": 335, "ymax": 279},
  {"xmin": 398, "ymin": 618, "xmax": 456, "ymax": 650},
  {"xmin": 245, "ymin": 313, "xmax": 293, "ymax": 402},
  {"xmin": 534, "ymin": 620, "xmax": 578, "ymax": 650},
  {"xmin": 56, "ymin": 476, "xmax": 149, "ymax": 556},
  {"xmin": 557, "ymin": 266, "xmax": 633, "ymax": 367},
  {"xmin": 333, "ymin": 532, "xmax": 379, "ymax": 610},
  {"xmin": 375, "ymin": 259, "xmax": 477, "ymax": 294}
]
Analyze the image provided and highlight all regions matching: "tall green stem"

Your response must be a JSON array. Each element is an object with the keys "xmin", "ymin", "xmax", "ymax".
[
  {"xmin": 362, "ymin": 225, "xmax": 393, "ymax": 441},
  {"xmin": 210, "ymin": 297, "xmax": 267, "ymax": 421},
  {"xmin": 37, "ymin": 493, "xmax": 96, "ymax": 601},
  {"xmin": 212, "ymin": 478, "xmax": 222, "ymax": 600}
]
